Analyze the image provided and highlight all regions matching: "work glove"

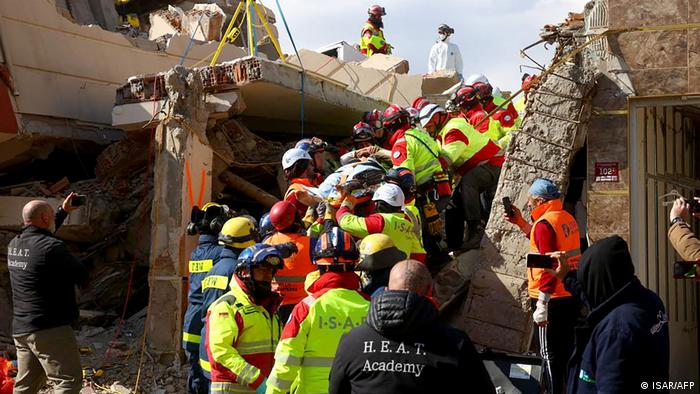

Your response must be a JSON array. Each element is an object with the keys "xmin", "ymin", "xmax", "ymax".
[
  {"xmin": 254, "ymin": 378, "xmax": 267, "ymax": 394},
  {"xmin": 533, "ymin": 292, "xmax": 551, "ymax": 326}
]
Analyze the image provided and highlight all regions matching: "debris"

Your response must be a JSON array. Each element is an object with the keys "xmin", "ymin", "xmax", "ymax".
[
  {"xmin": 48, "ymin": 176, "xmax": 70, "ymax": 194},
  {"xmin": 109, "ymin": 382, "xmax": 132, "ymax": 394},
  {"xmin": 219, "ymin": 170, "xmax": 280, "ymax": 209},
  {"xmin": 359, "ymin": 53, "xmax": 410, "ymax": 74}
]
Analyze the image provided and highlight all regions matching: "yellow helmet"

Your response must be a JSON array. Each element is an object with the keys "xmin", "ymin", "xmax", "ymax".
[
  {"xmin": 357, "ymin": 234, "xmax": 406, "ymax": 271},
  {"xmin": 218, "ymin": 217, "xmax": 258, "ymax": 249}
]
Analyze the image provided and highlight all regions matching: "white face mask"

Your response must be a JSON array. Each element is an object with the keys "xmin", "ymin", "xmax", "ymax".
[{"xmin": 439, "ymin": 33, "xmax": 448, "ymax": 41}]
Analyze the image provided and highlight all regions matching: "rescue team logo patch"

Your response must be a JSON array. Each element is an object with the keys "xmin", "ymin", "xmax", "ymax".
[{"xmin": 393, "ymin": 151, "xmax": 401, "ymax": 159}]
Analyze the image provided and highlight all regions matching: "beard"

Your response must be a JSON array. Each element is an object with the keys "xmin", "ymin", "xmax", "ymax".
[{"xmin": 252, "ymin": 280, "xmax": 272, "ymax": 299}]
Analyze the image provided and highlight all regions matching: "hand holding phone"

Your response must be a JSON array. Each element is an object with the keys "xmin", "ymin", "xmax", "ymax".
[
  {"xmin": 503, "ymin": 197, "xmax": 516, "ymax": 217},
  {"xmin": 526, "ymin": 253, "xmax": 555, "ymax": 269}
]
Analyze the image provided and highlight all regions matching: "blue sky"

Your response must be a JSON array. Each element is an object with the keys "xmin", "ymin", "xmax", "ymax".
[{"xmin": 272, "ymin": 0, "xmax": 589, "ymax": 93}]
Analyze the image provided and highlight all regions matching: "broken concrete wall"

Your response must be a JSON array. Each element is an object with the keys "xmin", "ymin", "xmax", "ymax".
[
  {"xmin": 0, "ymin": 0, "xmax": 246, "ymax": 134},
  {"xmin": 435, "ymin": 41, "xmax": 596, "ymax": 352},
  {"xmin": 147, "ymin": 66, "xmax": 212, "ymax": 359}
]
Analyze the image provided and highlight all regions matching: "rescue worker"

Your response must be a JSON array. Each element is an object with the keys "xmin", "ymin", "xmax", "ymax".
[
  {"xmin": 428, "ymin": 24, "xmax": 463, "ymax": 78},
  {"xmin": 295, "ymin": 137, "xmax": 328, "ymax": 180},
  {"xmin": 184, "ymin": 202, "xmax": 233, "ymax": 394},
  {"xmin": 282, "ymin": 148, "xmax": 322, "ymax": 220},
  {"xmin": 356, "ymin": 234, "xmax": 406, "ymax": 295},
  {"xmin": 360, "ymin": 5, "xmax": 391, "ymax": 57},
  {"xmin": 451, "ymin": 85, "xmax": 491, "ymax": 133},
  {"xmin": 339, "ymin": 122, "xmax": 392, "ymax": 167},
  {"xmin": 503, "ymin": 178, "xmax": 581, "ymax": 394},
  {"xmin": 384, "ymin": 167, "xmax": 422, "ymax": 242},
  {"xmin": 473, "ymin": 82, "xmax": 518, "ymax": 147},
  {"xmin": 259, "ymin": 212, "xmax": 275, "ymax": 242},
  {"xmin": 205, "ymin": 243, "xmax": 286, "ymax": 394},
  {"xmin": 264, "ymin": 201, "xmax": 317, "ymax": 323},
  {"xmin": 337, "ymin": 183, "xmax": 426, "ymax": 262},
  {"xmin": 266, "ymin": 227, "xmax": 370, "ymax": 394},
  {"xmin": 361, "ymin": 109, "xmax": 390, "ymax": 149},
  {"xmin": 383, "ymin": 104, "xmax": 451, "ymax": 264},
  {"xmin": 199, "ymin": 216, "xmax": 259, "ymax": 383},
  {"xmin": 419, "ymin": 103, "xmax": 504, "ymax": 251}
]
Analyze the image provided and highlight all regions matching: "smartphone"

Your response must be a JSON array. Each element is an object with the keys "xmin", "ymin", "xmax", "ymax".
[
  {"xmin": 526, "ymin": 253, "xmax": 555, "ymax": 269},
  {"xmin": 503, "ymin": 197, "xmax": 516, "ymax": 217},
  {"xmin": 673, "ymin": 261, "xmax": 697, "ymax": 279},
  {"xmin": 71, "ymin": 195, "xmax": 87, "ymax": 207}
]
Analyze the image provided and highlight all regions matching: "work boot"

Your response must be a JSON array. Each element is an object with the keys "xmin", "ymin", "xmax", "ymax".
[{"xmin": 460, "ymin": 220, "xmax": 484, "ymax": 251}]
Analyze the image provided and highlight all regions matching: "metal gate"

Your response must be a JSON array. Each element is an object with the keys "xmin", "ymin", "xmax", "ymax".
[{"xmin": 630, "ymin": 97, "xmax": 700, "ymax": 382}]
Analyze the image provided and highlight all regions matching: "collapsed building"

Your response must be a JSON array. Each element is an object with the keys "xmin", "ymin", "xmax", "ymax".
[{"xmin": 0, "ymin": 0, "xmax": 698, "ymax": 390}]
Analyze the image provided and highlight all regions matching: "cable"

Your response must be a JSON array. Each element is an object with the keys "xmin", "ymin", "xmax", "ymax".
[{"xmin": 273, "ymin": 0, "xmax": 305, "ymax": 137}]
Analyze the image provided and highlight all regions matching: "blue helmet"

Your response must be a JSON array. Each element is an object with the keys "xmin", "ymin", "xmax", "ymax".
[
  {"xmin": 259, "ymin": 212, "xmax": 275, "ymax": 240},
  {"xmin": 236, "ymin": 243, "xmax": 285, "ymax": 273},
  {"xmin": 313, "ymin": 227, "xmax": 359, "ymax": 267}
]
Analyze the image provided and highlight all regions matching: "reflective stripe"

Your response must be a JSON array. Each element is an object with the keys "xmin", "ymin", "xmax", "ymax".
[
  {"xmin": 268, "ymin": 375, "xmax": 293, "ymax": 391},
  {"xmin": 301, "ymin": 356, "xmax": 335, "ymax": 367},
  {"xmin": 189, "ymin": 259, "xmax": 214, "ymax": 273},
  {"xmin": 200, "ymin": 359, "xmax": 211, "ymax": 372},
  {"xmin": 237, "ymin": 364, "xmax": 257, "ymax": 385},
  {"xmin": 211, "ymin": 382, "xmax": 254, "ymax": 394},
  {"xmin": 202, "ymin": 275, "xmax": 229, "ymax": 291},
  {"xmin": 182, "ymin": 332, "xmax": 201, "ymax": 344},
  {"xmin": 275, "ymin": 353, "xmax": 302, "ymax": 366},
  {"xmin": 274, "ymin": 275, "xmax": 308, "ymax": 283}
]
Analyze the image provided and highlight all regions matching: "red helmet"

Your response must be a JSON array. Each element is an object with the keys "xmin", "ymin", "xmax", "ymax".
[
  {"xmin": 368, "ymin": 5, "xmax": 386, "ymax": 16},
  {"xmin": 454, "ymin": 85, "xmax": 480, "ymax": 108},
  {"xmin": 381, "ymin": 104, "xmax": 410, "ymax": 127},
  {"xmin": 269, "ymin": 201, "xmax": 297, "ymax": 231},
  {"xmin": 411, "ymin": 97, "xmax": 431, "ymax": 111},
  {"xmin": 473, "ymin": 82, "xmax": 493, "ymax": 99},
  {"xmin": 352, "ymin": 122, "xmax": 374, "ymax": 143},
  {"xmin": 363, "ymin": 109, "xmax": 382, "ymax": 129}
]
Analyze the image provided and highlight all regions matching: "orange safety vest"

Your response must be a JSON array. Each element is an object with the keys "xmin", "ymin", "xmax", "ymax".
[
  {"xmin": 528, "ymin": 199, "xmax": 581, "ymax": 299},
  {"xmin": 265, "ymin": 232, "xmax": 316, "ymax": 306}
]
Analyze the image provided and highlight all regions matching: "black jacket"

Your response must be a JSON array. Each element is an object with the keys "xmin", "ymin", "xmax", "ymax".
[
  {"xmin": 7, "ymin": 209, "xmax": 89, "ymax": 335},
  {"xmin": 567, "ymin": 236, "xmax": 669, "ymax": 393},
  {"xmin": 329, "ymin": 290, "xmax": 495, "ymax": 394}
]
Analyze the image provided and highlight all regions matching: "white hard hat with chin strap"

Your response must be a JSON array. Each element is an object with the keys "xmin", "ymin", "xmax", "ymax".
[
  {"xmin": 372, "ymin": 183, "xmax": 405, "ymax": 207},
  {"xmin": 282, "ymin": 148, "xmax": 312, "ymax": 170},
  {"xmin": 418, "ymin": 103, "xmax": 446, "ymax": 128}
]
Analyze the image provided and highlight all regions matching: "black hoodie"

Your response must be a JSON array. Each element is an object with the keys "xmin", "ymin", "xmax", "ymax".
[
  {"xmin": 567, "ymin": 236, "xmax": 669, "ymax": 394},
  {"xmin": 329, "ymin": 290, "xmax": 495, "ymax": 394}
]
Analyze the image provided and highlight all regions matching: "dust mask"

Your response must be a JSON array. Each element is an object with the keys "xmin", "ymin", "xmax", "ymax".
[{"xmin": 439, "ymin": 33, "xmax": 448, "ymax": 42}]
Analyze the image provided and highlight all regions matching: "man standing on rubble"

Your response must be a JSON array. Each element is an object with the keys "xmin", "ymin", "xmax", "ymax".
[
  {"xmin": 419, "ymin": 103, "xmax": 503, "ymax": 251},
  {"xmin": 504, "ymin": 178, "xmax": 581, "ymax": 394},
  {"xmin": 383, "ymin": 104, "xmax": 451, "ymax": 266},
  {"xmin": 427, "ymin": 24, "xmax": 463, "ymax": 78},
  {"xmin": 8, "ymin": 193, "xmax": 89, "ymax": 394},
  {"xmin": 360, "ymin": 5, "xmax": 391, "ymax": 57}
]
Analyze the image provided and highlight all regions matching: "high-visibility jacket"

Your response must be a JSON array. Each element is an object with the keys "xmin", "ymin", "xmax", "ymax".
[
  {"xmin": 360, "ymin": 21, "xmax": 389, "ymax": 57},
  {"xmin": 390, "ymin": 126, "xmax": 445, "ymax": 187},
  {"xmin": 183, "ymin": 235, "xmax": 225, "ymax": 354},
  {"xmin": 437, "ymin": 117, "xmax": 504, "ymax": 176},
  {"xmin": 266, "ymin": 272, "xmax": 370, "ymax": 394},
  {"xmin": 205, "ymin": 278, "xmax": 282, "ymax": 393},
  {"xmin": 264, "ymin": 232, "xmax": 316, "ymax": 307},
  {"xmin": 528, "ymin": 199, "xmax": 581, "ymax": 299},
  {"xmin": 403, "ymin": 200, "xmax": 423, "ymax": 243},
  {"xmin": 199, "ymin": 247, "xmax": 241, "ymax": 377},
  {"xmin": 337, "ymin": 206, "xmax": 426, "ymax": 261}
]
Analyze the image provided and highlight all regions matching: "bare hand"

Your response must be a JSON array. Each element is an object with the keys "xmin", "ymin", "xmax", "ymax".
[
  {"xmin": 545, "ymin": 251, "xmax": 569, "ymax": 281},
  {"xmin": 61, "ymin": 192, "xmax": 79, "ymax": 213},
  {"xmin": 503, "ymin": 205, "xmax": 524, "ymax": 225},
  {"xmin": 670, "ymin": 198, "xmax": 689, "ymax": 222}
]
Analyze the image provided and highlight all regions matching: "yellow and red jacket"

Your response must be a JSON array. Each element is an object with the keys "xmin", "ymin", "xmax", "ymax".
[
  {"xmin": 389, "ymin": 125, "xmax": 447, "ymax": 188},
  {"xmin": 360, "ymin": 21, "xmax": 389, "ymax": 56},
  {"xmin": 266, "ymin": 272, "xmax": 370, "ymax": 394},
  {"xmin": 264, "ymin": 232, "xmax": 316, "ymax": 307},
  {"xmin": 205, "ymin": 277, "xmax": 282, "ymax": 393},
  {"xmin": 528, "ymin": 199, "xmax": 581, "ymax": 299},
  {"xmin": 437, "ymin": 117, "xmax": 504, "ymax": 176},
  {"xmin": 336, "ymin": 205, "xmax": 426, "ymax": 262}
]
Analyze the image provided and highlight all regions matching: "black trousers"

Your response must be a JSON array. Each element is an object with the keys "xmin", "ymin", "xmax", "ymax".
[{"xmin": 530, "ymin": 296, "xmax": 579, "ymax": 394}]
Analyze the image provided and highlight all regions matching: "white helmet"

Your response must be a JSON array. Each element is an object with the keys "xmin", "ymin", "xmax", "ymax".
[
  {"xmin": 418, "ymin": 104, "xmax": 446, "ymax": 128},
  {"xmin": 282, "ymin": 148, "xmax": 312, "ymax": 170},
  {"xmin": 465, "ymin": 73, "xmax": 489, "ymax": 86},
  {"xmin": 372, "ymin": 183, "xmax": 405, "ymax": 207}
]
